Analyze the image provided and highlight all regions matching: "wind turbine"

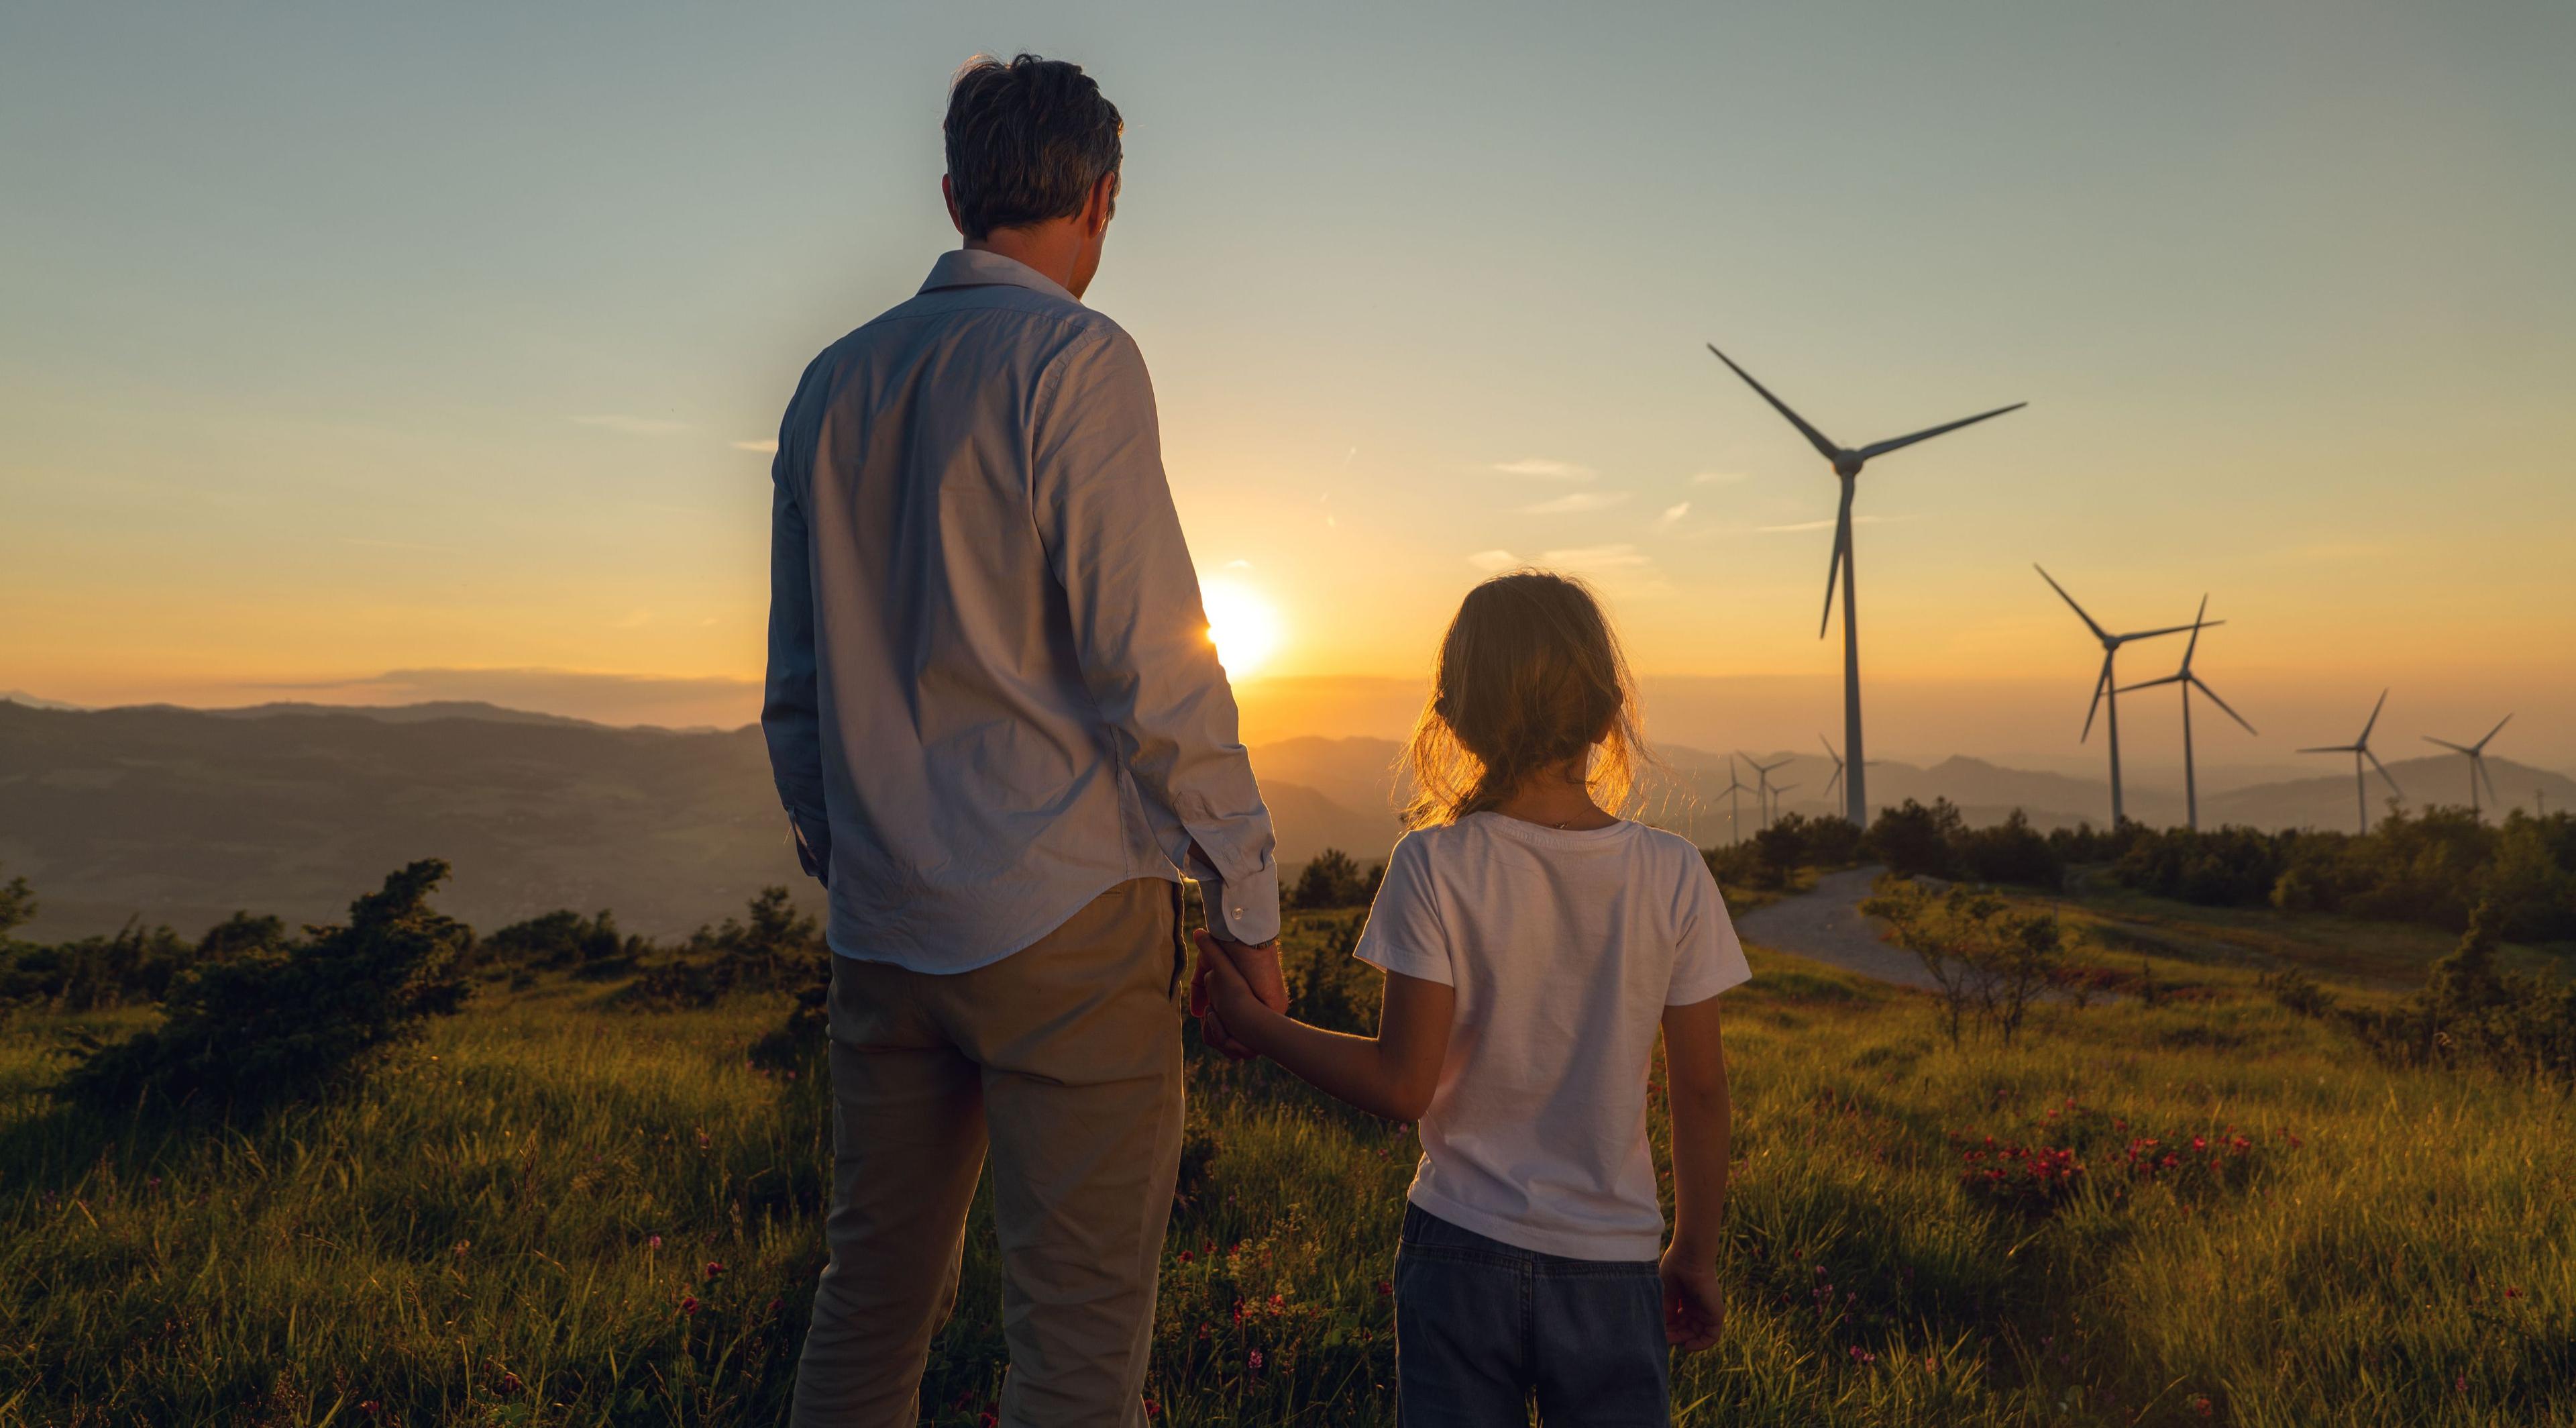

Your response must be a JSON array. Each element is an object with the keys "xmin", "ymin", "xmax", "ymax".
[
  {"xmin": 1707, "ymin": 344, "xmax": 2025, "ymax": 827},
  {"xmin": 2299, "ymin": 690, "xmax": 2402, "ymax": 834},
  {"xmin": 1820, "ymin": 734, "xmax": 1846, "ymax": 811},
  {"xmin": 1769, "ymin": 782, "xmax": 1801, "ymax": 823},
  {"xmin": 2112, "ymin": 595, "xmax": 2255, "ymax": 831},
  {"xmin": 1739, "ymin": 752, "xmax": 1791, "ymax": 832},
  {"xmin": 2035, "ymin": 565, "xmax": 2208, "ymax": 827},
  {"xmin": 1716, "ymin": 756, "xmax": 1752, "ymax": 846},
  {"xmin": 2424, "ymin": 715, "xmax": 2512, "ymax": 820}
]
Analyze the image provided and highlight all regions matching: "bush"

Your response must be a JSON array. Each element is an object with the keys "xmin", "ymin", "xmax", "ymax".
[
  {"xmin": 2114, "ymin": 825, "xmax": 2284, "ymax": 907},
  {"xmin": 1860, "ymin": 874, "xmax": 2068, "ymax": 1046},
  {"xmin": 1865, "ymin": 799, "xmax": 1964, "ymax": 879},
  {"xmin": 480, "ymin": 909, "xmax": 645, "ymax": 977},
  {"xmin": 1953, "ymin": 809, "xmax": 2065, "ymax": 890},
  {"xmin": 634, "ymin": 886, "xmax": 823, "ymax": 1008},
  {"xmin": 1291, "ymin": 850, "xmax": 1382, "ymax": 911},
  {"xmin": 54, "ymin": 860, "xmax": 472, "ymax": 1113},
  {"xmin": 2342, "ymin": 900, "xmax": 2576, "ymax": 1082}
]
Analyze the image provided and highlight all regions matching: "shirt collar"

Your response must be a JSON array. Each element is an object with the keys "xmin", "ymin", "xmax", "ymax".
[{"xmin": 919, "ymin": 248, "xmax": 1079, "ymax": 305}]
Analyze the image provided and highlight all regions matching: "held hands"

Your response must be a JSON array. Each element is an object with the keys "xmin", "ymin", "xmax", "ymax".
[
  {"xmin": 1190, "ymin": 930, "xmax": 1287, "ymax": 1060},
  {"xmin": 1658, "ymin": 1245, "xmax": 1726, "ymax": 1352}
]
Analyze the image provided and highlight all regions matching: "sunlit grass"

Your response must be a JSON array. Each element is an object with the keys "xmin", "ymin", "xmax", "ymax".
[{"xmin": 1, "ymin": 915, "xmax": 2568, "ymax": 1425}]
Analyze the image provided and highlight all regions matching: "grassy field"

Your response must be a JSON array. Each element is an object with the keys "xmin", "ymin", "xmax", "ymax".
[{"xmin": 3, "ymin": 895, "xmax": 2571, "ymax": 1426}]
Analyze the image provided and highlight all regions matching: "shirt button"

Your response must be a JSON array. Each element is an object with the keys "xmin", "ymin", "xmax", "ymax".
[{"xmin": 1231, "ymin": 906, "xmax": 1246, "ymax": 919}]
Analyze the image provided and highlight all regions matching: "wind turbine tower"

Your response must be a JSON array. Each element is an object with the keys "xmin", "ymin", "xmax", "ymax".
[
  {"xmin": 1739, "ymin": 752, "xmax": 1791, "ymax": 832},
  {"xmin": 1769, "ymin": 782, "xmax": 1801, "ymax": 823},
  {"xmin": 2424, "ymin": 715, "xmax": 2512, "ymax": 820},
  {"xmin": 1717, "ymin": 756, "xmax": 1752, "ymax": 846},
  {"xmin": 2035, "ymin": 566, "xmax": 2206, "ymax": 827},
  {"xmin": 2299, "ymin": 690, "xmax": 2403, "ymax": 835},
  {"xmin": 2113, "ymin": 595, "xmax": 2255, "ymax": 831},
  {"xmin": 1708, "ymin": 344, "xmax": 2025, "ymax": 827}
]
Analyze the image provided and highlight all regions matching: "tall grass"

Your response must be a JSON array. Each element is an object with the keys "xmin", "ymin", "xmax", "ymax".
[{"xmin": 2, "ymin": 919, "xmax": 2568, "ymax": 1425}]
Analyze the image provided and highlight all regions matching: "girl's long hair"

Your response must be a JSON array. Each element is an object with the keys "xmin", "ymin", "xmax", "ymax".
[{"xmin": 1399, "ymin": 570, "xmax": 1646, "ymax": 828}]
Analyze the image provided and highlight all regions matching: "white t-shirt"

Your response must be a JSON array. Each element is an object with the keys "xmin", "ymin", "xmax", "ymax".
[{"xmin": 1354, "ymin": 812, "xmax": 1750, "ymax": 1262}]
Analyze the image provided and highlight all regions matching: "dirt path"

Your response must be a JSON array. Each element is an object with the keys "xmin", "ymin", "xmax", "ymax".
[{"xmin": 1733, "ymin": 865, "xmax": 1940, "ymax": 991}]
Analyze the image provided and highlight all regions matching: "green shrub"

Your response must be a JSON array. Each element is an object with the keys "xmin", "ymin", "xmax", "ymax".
[
  {"xmin": 1860, "ymin": 874, "xmax": 2068, "ymax": 1046},
  {"xmin": 1290, "ymin": 849, "xmax": 1382, "ymax": 911},
  {"xmin": 54, "ymin": 860, "xmax": 471, "ymax": 1113},
  {"xmin": 1952, "ymin": 809, "xmax": 2064, "ymax": 890},
  {"xmin": 2342, "ymin": 900, "xmax": 2576, "ymax": 1082},
  {"xmin": 1866, "ymin": 799, "xmax": 1966, "ymax": 878}
]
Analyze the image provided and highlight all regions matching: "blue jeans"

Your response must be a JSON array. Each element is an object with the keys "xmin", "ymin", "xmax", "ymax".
[{"xmin": 1393, "ymin": 1204, "xmax": 1670, "ymax": 1427}]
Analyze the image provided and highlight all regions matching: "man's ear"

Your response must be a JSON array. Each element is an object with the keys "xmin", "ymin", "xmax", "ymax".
[
  {"xmin": 941, "ymin": 174, "xmax": 967, "ymax": 238},
  {"xmin": 1083, "ymin": 170, "xmax": 1118, "ymax": 236}
]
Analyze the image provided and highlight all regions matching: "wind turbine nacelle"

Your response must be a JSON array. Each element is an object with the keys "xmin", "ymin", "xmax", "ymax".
[{"xmin": 1831, "ymin": 452, "xmax": 1865, "ymax": 478}]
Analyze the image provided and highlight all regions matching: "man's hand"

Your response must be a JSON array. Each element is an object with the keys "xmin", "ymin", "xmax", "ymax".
[
  {"xmin": 1191, "ymin": 933, "xmax": 1287, "ymax": 1060},
  {"xmin": 1660, "ymin": 1245, "xmax": 1726, "ymax": 1352}
]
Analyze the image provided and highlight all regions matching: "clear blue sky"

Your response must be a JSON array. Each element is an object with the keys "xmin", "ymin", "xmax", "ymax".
[{"xmin": 3, "ymin": 1, "xmax": 2571, "ymax": 764}]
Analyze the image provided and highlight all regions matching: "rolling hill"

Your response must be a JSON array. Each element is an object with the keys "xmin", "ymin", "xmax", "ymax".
[{"xmin": 3, "ymin": 700, "xmax": 2568, "ymax": 941}]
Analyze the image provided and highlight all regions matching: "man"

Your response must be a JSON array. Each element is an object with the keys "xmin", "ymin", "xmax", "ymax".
[{"xmin": 763, "ymin": 52, "xmax": 1288, "ymax": 1428}]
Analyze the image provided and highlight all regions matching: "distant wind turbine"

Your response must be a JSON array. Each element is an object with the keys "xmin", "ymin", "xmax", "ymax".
[
  {"xmin": 2299, "ymin": 690, "xmax": 2402, "ymax": 834},
  {"xmin": 1769, "ymin": 783, "xmax": 1801, "ymax": 823},
  {"xmin": 1707, "ymin": 344, "xmax": 2025, "ymax": 827},
  {"xmin": 1717, "ymin": 756, "xmax": 1752, "ymax": 846},
  {"xmin": 2424, "ymin": 715, "xmax": 2512, "ymax": 820},
  {"xmin": 1820, "ymin": 734, "xmax": 1846, "ymax": 809},
  {"xmin": 2112, "ymin": 595, "xmax": 2255, "ymax": 831},
  {"xmin": 1739, "ymin": 752, "xmax": 1791, "ymax": 832},
  {"xmin": 2035, "ymin": 565, "xmax": 2206, "ymax": 827}
]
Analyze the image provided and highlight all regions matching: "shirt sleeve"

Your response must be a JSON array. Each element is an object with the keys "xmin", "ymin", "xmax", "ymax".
[
  {"xmin": 1667, "ymin": 850, "xmax": 1753, "ymax": 1006},
  {"xmin": 1352, "ymin": 835, "xmax": 1452, "ymax": 986},
  {"xmin": 1031, "ymin": 327, "xmax": 1281, "ymax": 945},
  {"xmin": 761, "ymin": 362, "xmax": 831, "ymax": 883}
]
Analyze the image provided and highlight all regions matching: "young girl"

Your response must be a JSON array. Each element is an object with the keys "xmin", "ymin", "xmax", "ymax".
[{"xmin": 1197, "ymin": 570, "xmax": 1746, "ymax": 1425}]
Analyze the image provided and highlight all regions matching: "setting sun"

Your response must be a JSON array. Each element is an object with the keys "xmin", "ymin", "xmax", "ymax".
[{"xmin": 1200, "ymin": 579, "xmax": 1283, "ymax": 678}]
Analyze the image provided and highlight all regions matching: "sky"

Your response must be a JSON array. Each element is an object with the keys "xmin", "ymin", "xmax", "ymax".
[{"xmin": 4, "ymin": 1, "xmax": 2573, "ymax": 771}]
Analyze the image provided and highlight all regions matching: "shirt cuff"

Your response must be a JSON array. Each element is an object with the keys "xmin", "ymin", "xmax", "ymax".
[
  {"xmin": 1201, "ymin": 860, "xmax": 1281, "ymax": 946},
  {"xmin": 786, "ymin": 807, "xmax": 831, "ymax": 886}
]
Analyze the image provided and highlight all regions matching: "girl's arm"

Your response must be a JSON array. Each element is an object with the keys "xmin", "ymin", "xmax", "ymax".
[
  {"xmin": 1195, "ymin": 931, "xmax": 1453, "ymax": 1123},
  {"xmin": 1659, "ymin": 992, "xmax": 1731, "ymax": 1350}
]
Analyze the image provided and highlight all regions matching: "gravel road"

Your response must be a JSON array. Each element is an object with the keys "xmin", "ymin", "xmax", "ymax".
[{"xmin": 1732, "ymin": 864, "xmax": 1939, "ymax": 991}]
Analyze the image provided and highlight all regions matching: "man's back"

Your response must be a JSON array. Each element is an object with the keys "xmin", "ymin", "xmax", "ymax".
[{"xmin": 763, "ymin": 247, "xmax": 1278, "ymax": 971}]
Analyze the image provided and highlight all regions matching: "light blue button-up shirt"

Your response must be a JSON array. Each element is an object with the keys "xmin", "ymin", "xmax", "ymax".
[{"xmin": 763, "ymin": 248, "xmax": 1280, "ymax": 971}]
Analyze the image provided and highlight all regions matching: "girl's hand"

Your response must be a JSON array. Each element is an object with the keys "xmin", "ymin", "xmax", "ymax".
[
  {"xmin": 1659, "ymin": 1246, "xmax": 1725, "ymax": 1352},
  {"xmin": 1192, "ymin": 929, "xmax": 1276, "ymax": 1048}
]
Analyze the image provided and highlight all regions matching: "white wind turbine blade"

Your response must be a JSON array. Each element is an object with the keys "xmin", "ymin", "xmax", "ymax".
[
  {"xmin": 2082, "ymin": 654, "xmax": 2114, "ymax": 742},
  {"xmin": 1818, "ymin": 495, "xmax": 1851, "ymax": 638},
  {"xmin": 2190, "ymin": 675, "xmax": 2257, "ymax": 735},
  {"xmin": 1856, "ymin": 402, "xmax": 2027, "ymax": 460},
  {"xmin": 2474, "ymin": 713, "xmax": 2513, "ymax": 752},
  {"xmin": 2298, "ymin": 744, "xmax": 2361, "ymax": 755},
  {"xmin": 2364, "ymin": 746, "xmax": 2404, "ymax": 797},
  {"xmin": 2036, "ymin": 564, "xmax": 2112, "ymax": 646},
  {"xmin": 2424, "ymin": 736, "xmax": 2475, "ymax": 755},
  {"xmin": 2114, "ymin": 672, "xmax": 2186, "ymax": 696},
  {"xmin": 1706, "ymin": 344, "xmax": 1841, "ymax": 462},
  {"xmin": 2178, "ymin": 595, "xmax": 2209, "ymax": 670},
  {"xmin": 2359, "ymin": 688, "xmax": 2390, "ymax": 745},
  {"xmin": 2477, "ymin": 756, "xmax": 2502, "ymax": 807}
]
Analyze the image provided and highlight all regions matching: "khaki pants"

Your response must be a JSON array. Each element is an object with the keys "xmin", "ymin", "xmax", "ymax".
[{"xmin": 790, "ymin": 878, "xmax": 1187, "ymax": 1428}]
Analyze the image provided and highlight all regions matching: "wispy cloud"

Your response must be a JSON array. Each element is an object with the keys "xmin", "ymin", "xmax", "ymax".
[
  {"xmin": 731, "ymin": 438, "xmax": 778, "ymax": 454},
  {"xmin": 1755, "ymin": 513, "xmax": 1921, "ymax": 534},
  {"xmin": 1467, "ymin": 549, "xmax": 1523, "ymax": 572},
  {"xmin": 1657, "ymin": 501, "xmax": 1690, "ymax": 529},
  {"xmin": 1691, "ymin": 470, "xmax": 1750, "ymax": 486},
  {"xmin": 1540, "ymin": 543, "xmax": 1654, "ymax": 573},
  {"xmin": 574, "ymin": 415, "xmax": 694, "ymax": 438},
  {"xmin": 1520, "ymin": 491, "xmax": 1631, "ymax": 516},
  {"xmin": 1492, "ymin": 457, "xmax": 1597, "ymax": 481}
]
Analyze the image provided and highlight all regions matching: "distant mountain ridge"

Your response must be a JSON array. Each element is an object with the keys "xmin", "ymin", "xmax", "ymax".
[{"xmin": 3, "ymin": 701, "xmax": 2569, "ymax": 941}]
